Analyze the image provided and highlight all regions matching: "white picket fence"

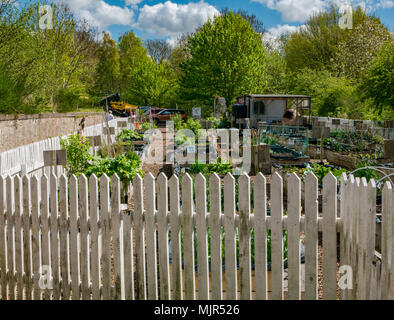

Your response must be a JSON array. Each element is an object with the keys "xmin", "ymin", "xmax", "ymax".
[
  {"xmin": 0, "ymin": 171, "xmax": 392, "ymax": 300},
  {"xmin": 0, "ymin": 118, "xmax": 127, "ymax": 178}
]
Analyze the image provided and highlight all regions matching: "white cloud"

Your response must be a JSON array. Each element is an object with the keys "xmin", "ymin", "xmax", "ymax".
[
  {"xmin": 124, "ymin": 0, "xmax": 144, "ymax": 9},
  {"xmin": 263, "ymin": 24, "xmax": 303, "ymax": 49},
  {"xmin": 57, "ymin": 0, "xmax": 134, "ymax": 30},
  {"xmin": 137, "ymin": 1, "xmax": 219, "ymax": 37},
  {"xmin": 252, "ymin": 0, "xmax": 325, "ymax": 22},
  {"xmin": 377, "ymin": 0, "xmax": 394, "ymax": 7},
  {"xmin": 267, "ymin": 24, "xmax": 303, "ymax": 37}
]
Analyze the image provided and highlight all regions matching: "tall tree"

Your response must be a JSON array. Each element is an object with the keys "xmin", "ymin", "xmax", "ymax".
[
  {"xmin": 283, "ymin": 6, "xmax": 373, "ymax": 72},
  {"xmin": 220, "ymin": 8, "xmax": 265, "ymax": 33},
  {"xmin": 126, "ymin": 59, "xmax": 178, "ymax": 107},
  {"xmin": 359, "ymin": 41, "xmax": 394, "ymax": 114},
  {"xmin": 95, "ymin": 32, "xmax": 120, "ymax": 95},
  {"xmin": 334, "ymin": 17, "xmax": 391, "ymax": 80},
  {"xmin": 179, "ymin": 12, "xmax": 266, "ymax": 109},
  {"xmin": 145, "ymin": 39, "xmax": 172, "ymax": 63},
  {"xmin": 118, "ymin": 31, "xmax": 148, "ymax": 97}
]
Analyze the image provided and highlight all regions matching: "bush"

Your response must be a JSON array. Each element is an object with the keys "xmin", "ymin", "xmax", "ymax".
[{"xmin": 60, "ymin": 134, "xmax": 92, "ymax": 176}]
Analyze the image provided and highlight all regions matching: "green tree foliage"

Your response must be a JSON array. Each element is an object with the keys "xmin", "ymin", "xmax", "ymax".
[
  {"xmin": 95, "ymin": 32, "xmax": 121, "ymax": 95},
  {"xmin": 288, "ymin": 69, "xmax": 369, "ymax": 118},
  {"xmin": 359, "ymin": 41, "xmax": 394, "ymax": 116},
  {"xmin": 118, "ymin": 31, "xmax": 149, "ymax": 98},
  {"xmin": 126, "ymin": 59, "xmax": 178, "ymax": 107},
  {"xmin": 283, "ymin": 6, "xmax": 377, "ymax": 73},
  {"xmin": 179, "ymin": 12, "xmax": 266, "ymax": 111},
  {"xmin": 334, "ymin": 17, "xmax": 391, "ymax": 80}
]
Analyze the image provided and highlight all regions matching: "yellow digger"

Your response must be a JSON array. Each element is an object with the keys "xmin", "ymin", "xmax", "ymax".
[{"xmin": 100, "ymin": 93, "xmax": 138, "ymax": 117}]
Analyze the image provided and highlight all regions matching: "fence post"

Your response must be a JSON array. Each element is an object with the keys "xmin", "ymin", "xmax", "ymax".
[{"xmin": 31, "ymin": 176, "xmax": 41, "ymax": 300}]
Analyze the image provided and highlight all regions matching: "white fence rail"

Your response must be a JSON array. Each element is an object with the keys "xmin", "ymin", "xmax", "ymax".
[
  {"xmin": 0, "ymin": 118, "xmax": 128, "ymax": 177},
  {"xmin": 0, "ymin": 172, "xmax": 392, "ymax": 300}
]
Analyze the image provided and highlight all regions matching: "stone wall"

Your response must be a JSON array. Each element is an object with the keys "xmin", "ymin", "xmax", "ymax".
[{"xmin": 0, "ymin": 112, "xmax": 105, "ymax": 153}]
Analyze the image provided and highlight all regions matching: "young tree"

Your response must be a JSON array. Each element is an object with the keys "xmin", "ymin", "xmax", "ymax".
[{"xmin": 179, "ymin": 12, "xmax": 266, "ymax": 109}]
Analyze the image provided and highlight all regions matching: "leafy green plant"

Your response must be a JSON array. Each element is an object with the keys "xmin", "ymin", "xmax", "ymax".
[
  {"xmin": 117, "ymin": 129, "xmax": 143, "ymax": 142},
  {"xmin": 60, "ymin": 134, "xmax": 92, "ymax": 176},
  {"xmin": 141, "ymin": 122, "xmax": 157, "ymax": 131},
  {"xmin": 85, "ymin": 151, "xmax": 143, "ymax": 182},
  {"xmin": 189, "ymin": 159, "xmax": 233, "ymax": 176},
  {"xmin": 354, "ymin": 163, "xmax": 380, "ymax": 182}
]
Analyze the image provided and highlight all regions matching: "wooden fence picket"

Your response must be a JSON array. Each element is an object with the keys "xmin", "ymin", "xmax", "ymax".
[
  {"xmin": 134, "ymin": 174, "xmax": 146, "ymax": 300},
  {"xmin": 59, "ymin": 174, "xmax": 70, "ymax": 300},
  {"xmin": 195, "ymin": 173, "xmax": 209, "ymax": 300},
  {"xmin": 382, "ymin": 181, "xmax": 393, "ymax": 299},
  {"xmin": 169, "ymin": 175, "xmax": 183, "ymax": 300},
  {"xmin": 69, "ymin": 175, "xmax": 80, "ymax": 300},
  {"xmin": 305, "ymin": 173, "xmax": 318, "ymax": 300},
  {"xmin": 209, "ymin": 173, "xmax": 222, "ymax": 300},
  {"xmin": 100, "ymin": 174, "xmax": 111, "ymax": 300},
  {"xmin": 22, "ymin": 176, "xmax": 32, "ymax": 300},
  {"xmin": 271, "ymin": 172, "xmax": 283, "ymax": 300},
  {"xmin": 111, "ymin": 174, "xmax": 122, "ymax": 300},
  {"xmin": 78, "ymin": 175, "xmax": 90, "ymax": 300},
  {"xmin": 50, "ymin": 173, "xmax": 60, "ymax": 300},
  {"xmin": 223, "ymin": 173, "xmax": 237, "ymax": 300},
  {"xmin": 322, "ymin": 173, "xmax": 337, "ymax": 300},
  {"xmin": 0, "ymin": 176, "xmax": 6, "ymax": 300},
  {"xmin": 239, "ymin": 174, "xmax": 251, "ymax": 300},
  {"xmin": 40, "ymin": 175, "xmax": 50, "ymax": 300},
  {"xmin": 158, "ymin": 173, "xmax": 171, "ymax": 300},
  {"xmin": 89, "ymin": 174, "xmax": 101, "ymax": 300},
  {"xmin": 287, "ymin": 173, "xmax": 301, "ymax": 300},
  {"xmin": 367, "ymin": 180, "xmax": 376, "ymax": 300},
  {"xmin": 122, "ymin": 195, "xmax": 134, "ymax": 300},
  {"xmin": 254, "ymin": 173, "xmax": 267, "ymax": 300},
  {"xmin": 145, "ymin": 173, "xmax": 158, "ymax": 300},
  {"xmin": 339, "ymin": 173, "xmax": 347, "ymax": 301},
  {"xmin": 181, "ymin": 174, "xmax": 195, "ymax": 300},
  {"xmin": 14, "ymin": 176, "xmax": 23, "ymax": 300}
]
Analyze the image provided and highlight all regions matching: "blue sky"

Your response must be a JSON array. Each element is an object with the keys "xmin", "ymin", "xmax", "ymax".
[{"xmin": 35, "ymin": 0, "xmax": 394, "ymax": 42}]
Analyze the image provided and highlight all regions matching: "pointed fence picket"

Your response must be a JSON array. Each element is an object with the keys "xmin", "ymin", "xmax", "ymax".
[{"xmin": 0, "ymin": 172, "xmax": 392, "ymax": 300}]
